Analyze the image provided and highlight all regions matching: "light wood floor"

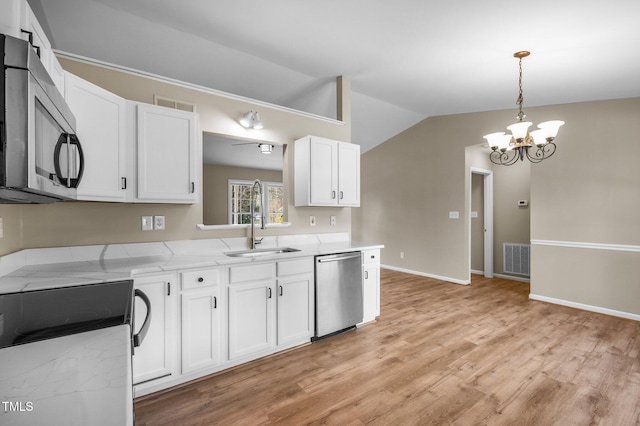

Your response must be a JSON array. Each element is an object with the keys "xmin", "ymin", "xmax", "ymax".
[{"xmin": 135, "ymin": 269, "xmax": 640, "ymax": 425}]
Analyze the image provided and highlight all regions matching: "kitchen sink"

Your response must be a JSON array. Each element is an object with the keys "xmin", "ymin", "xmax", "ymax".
[{"xmin": 224, "ymin": 247, "xmax": 301, "ymax": 257}]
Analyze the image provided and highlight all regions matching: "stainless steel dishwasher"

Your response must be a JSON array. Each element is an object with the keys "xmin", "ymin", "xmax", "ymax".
[{"xmin": 314, "ymin": 251, "xmax": 363, "ymax": 339}]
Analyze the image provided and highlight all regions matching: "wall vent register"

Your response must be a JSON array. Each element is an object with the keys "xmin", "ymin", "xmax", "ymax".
[{"xmin": 504, "ymin": 243, "xmax": 530, "ymax": 276}]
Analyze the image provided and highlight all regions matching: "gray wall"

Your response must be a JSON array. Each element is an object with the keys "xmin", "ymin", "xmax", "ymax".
[{"xmin": 353, "ymin": 98, "xmax": 640, "ymax": 316}]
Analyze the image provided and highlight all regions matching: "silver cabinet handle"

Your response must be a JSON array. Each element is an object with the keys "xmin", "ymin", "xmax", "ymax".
[
  {"xmin": 332, "ymin": 190, "xmax": 336, "ymax": 199},
  {"xmin": 340, "ymin": 191, "xmax": 344, "ymax": 199},
  {"xmin": 267, "ymin": 287, "xmax": 272, "ymax": 299},
  {"xmin": 279, "ymin": 286, "xmax": 283, "ymax": 296},
  {"xmin": 213, "ymin": 296, "xmax": 217, "ymax": 309},
  {"xmin": 365, "ymin": 270, "xmax": 369, "ymax": 279}
]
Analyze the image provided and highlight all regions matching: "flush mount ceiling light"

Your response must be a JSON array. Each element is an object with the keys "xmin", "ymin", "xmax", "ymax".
[
  {"xmin": 484, "ymin": 51, "xmax": 564, "ymax": 166},
  {"xmin": 258, "ymin": 143, "xmax": 274, "ymax": 154},
  {"xmin": 239, "ymin": 111, "xmax": 263, "ymax": 129}
]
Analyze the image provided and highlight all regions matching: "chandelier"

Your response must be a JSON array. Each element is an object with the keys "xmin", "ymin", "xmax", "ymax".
[{"xmin": 484, "ymin": 51, "xmax": 564, "ymax": 166}]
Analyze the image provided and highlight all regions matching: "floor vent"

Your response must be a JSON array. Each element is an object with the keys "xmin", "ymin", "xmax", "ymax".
[{"xmin": 504, "ymin": 243, "xmax": 530, "ymax": 276}]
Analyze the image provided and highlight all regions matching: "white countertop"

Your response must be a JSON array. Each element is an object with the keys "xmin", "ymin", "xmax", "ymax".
[{"xmin": 0, "ymin": 233, "xmax": 383, "ymax": 294}]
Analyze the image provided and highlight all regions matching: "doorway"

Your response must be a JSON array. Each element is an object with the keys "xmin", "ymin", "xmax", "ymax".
[{"xmin": 470, "ymin": 167, "xmax": 493, "ymax": 278}]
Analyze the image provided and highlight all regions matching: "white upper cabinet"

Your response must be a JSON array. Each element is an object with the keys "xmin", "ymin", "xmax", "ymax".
[
  {"xmin": 0, "ymin": 0, "xmax": 22, "ymax": 36},
  {"xmin": 294, "ymin": 135, "xmax": 360, "ymax": 207},
  {"xmin": 134, "ymin": 103, "xmax": 200, "ymax": 204},
  {"xmin": 65, "ymin": 72, "xmax": 127, "ymax": 202},
  {"xmin": 0, "ymin": 0, "xmax": 65, "ymax": 93},
  {"xmin": 64, "ymin": 78, "xmax": 200, "ymax": 204},
  {"xmin": 337, "ymin": 142, "xmax": 360, "ymax": 206}
]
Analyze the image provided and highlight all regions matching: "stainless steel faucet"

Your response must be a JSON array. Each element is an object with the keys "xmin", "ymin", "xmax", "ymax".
[{"xmin": 250, "ymin": 179, "xmax": 266, "ymax": 249}]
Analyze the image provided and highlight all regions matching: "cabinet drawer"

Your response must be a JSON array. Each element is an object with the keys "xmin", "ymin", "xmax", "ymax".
[
  {"xmin": 363, "ymin": 249, "xmax": 380, "ymax": 265},
  {"xmin": 229, "ymin": 263, "xmax": 274, "ymax": 284},
  {"xmin": 181, "ymin": 269, "xmax": 220, "ymax": 290},
  {"xmin": 277, "ymin": 257, "xmax": 314, "ymax": 277}
]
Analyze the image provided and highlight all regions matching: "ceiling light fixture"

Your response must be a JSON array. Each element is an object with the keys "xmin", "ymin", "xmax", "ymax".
[
  {"xmin": 239, "ymin": 111, "xmax": 263, "ymax": 130},
  {"xmin": 484, "ymin": 51, "xmax": 564, "ymax": 166},
  {"xmin": 258, "ymin": 143, "xmax": 274, "ymax": 154}
]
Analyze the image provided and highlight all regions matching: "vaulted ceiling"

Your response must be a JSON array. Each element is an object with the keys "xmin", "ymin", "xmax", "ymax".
[{"xmin": 29, "ymin": 0, "xmax": 640, "ymax": 153}]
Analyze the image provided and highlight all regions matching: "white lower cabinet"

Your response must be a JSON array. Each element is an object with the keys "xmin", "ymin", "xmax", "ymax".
[
  {"xmin": 228, "ymin": 263, "xmax": 276, "ymax": 360},
  {"xmin": 180, "ymin": 268, "xmax": 221, "ymax": 374},
  {"xmin": 276, "ymin": 258, "xmax": 314, "ymax": 346},
  {"xmin": 132, "ymin": 255, "xmax": 322, "ymax": 397},
  {"xmin": 132, "ymin": 273, "xmax": 177, "ymax": 390},
  {"xmin": 228, "ymin": 258, "xmax": 315, "ymax": 361},
  {"xmin": 362, "ymin": 249, "xmax": 381, "ymax": 323}
]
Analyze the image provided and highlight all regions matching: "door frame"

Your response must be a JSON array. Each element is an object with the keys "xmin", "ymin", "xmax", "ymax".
[{"xmin": 469, "ymin": 167, "xmax": 493, "ymax": 278}]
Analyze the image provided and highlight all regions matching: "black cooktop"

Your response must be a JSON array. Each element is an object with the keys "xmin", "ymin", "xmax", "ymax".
[{"xmin": 0, "ymin": 280, "xmax": 133, "ymax": 348}]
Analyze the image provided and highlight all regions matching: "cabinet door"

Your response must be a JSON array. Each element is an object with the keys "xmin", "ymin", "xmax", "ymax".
[
  {"xmin": 362, "ymin": 265, "xmax": 380, "ymax": 322},
  {"xmin": 0, "ymin": 0, "xmax": 21, "ymax": 37},
  {"xmin": 228, "ymin": 281, "xmax": 275, "ymax": 360},
  {"xmin": 65, "ymin": 72, "xmax": 127, "ymax": 201},
  {"xmin": 48, "ymin": 56, "xmax": 66, "ymax": 94},
  {"xmin": 21, "ymin": 3, "xmax": 56, "ymax": 79},
  {"xmin": 136, "ymin": 103, "xmax": 199, "ymax": 203},
  {"xmin": 181, "ymin": 289, "xmax": 220, "ymax": 374},
  {"xmin": 133, "ymin": 274, "xmax": 176, "ymax": 385},
  {"xmin": 309, "ymin": 137, "xmax": 338, "ymax": 205},
  {"xmin": 338, "ymin": 142, "xmax": 360, "ymax": 206},
  {"xmin": 277, "ymin": 275, "xmax": 314, "ymax": 346}
]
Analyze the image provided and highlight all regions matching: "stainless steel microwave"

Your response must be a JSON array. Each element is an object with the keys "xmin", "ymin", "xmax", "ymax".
[{"xmin": 1, "ymin": 34, "xmax": 84, "ymax": 203}]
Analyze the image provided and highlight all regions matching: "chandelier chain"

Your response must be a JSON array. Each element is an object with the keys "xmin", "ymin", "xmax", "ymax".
[{"xmin": 516, "ymin": 57, "xmax": 525, "ymax": 121}]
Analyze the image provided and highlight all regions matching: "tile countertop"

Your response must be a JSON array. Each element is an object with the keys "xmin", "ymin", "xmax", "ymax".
[{"xmin": 0, "ymin": 233, "xmax": 383, "ymax": 294}]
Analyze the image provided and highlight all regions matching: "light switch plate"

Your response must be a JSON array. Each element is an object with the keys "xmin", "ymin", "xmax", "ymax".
[
  {"xmin": 154, "ymin": 215, "xmax": 165, "ymax": 230},
  {"xmin": 449, "ymin": 211, "xmax": 460, "ymax": 219},
  {"xmin": 141, "ymin": 216, "xmax": 153, "ymax": 231}
]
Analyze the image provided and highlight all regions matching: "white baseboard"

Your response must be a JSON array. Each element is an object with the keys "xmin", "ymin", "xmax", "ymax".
[
  {"xmin": 470, "ymin": 269, "xmax": 484, "ymax": 275},
  {"xmin": 529, "ymin": 294, "xmax": 640, "ymax": 322},
  {"xmin": 493, "ymin": 273, "xmax": 530, "ymax": 283},
  {"xmin": 381, "ymin": 264, "xmax": 470, "ymax": 285}
]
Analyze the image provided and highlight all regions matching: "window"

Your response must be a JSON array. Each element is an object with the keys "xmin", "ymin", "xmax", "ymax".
[{"xmin": 228, "ymin": 180, "xmax": 284, "ymax": 225}]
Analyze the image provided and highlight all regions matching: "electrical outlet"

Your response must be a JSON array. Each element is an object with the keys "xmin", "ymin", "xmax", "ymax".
[
  {"xmin": 141, "ymin": 216, "xmax": 153, "ymax": 231},
  {"xmin": 309, "ymin": 216, "xmax": 316, "ymax": 227},
  {"xmin": 330, "ymin": 215, "xmax": 336, "ymax": 226},
  {"xmin": 154, "ymin": 215, "xmax": 165, "ymax": 230},
  {"xmin": 400, "ymin": 251, "xmax": 404, "ymax": 259}
]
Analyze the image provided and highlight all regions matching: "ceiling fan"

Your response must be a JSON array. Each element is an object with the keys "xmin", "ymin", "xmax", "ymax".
[{"xmin": 232, "ymin": 141, "xmax": 275, "ymax": 154}]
